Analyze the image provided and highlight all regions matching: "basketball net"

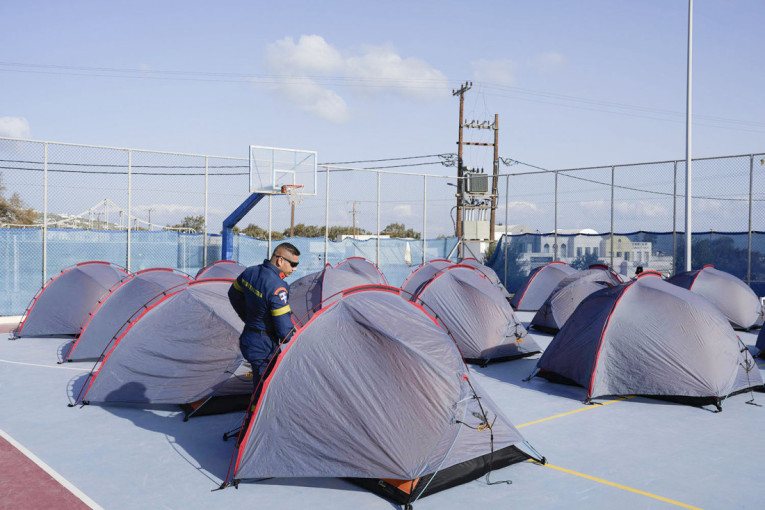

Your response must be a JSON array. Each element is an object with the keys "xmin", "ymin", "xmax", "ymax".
[{"xmin": 281, "ymin": 184, "xmax": 304, "ymax": 206}]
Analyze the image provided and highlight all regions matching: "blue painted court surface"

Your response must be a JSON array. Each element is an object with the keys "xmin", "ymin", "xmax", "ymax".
[{"xmin": 1, "ymin": 312, "xmax": 763, "ymax": 510}]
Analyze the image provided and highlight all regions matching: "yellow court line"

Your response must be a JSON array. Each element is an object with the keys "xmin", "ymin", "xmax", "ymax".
[
  {"xmin": 516, "ymin": 396, "xmax": 634, "ymax": 429},
  {"xmin": 530, "ymin": 461, "xmax": 702, "ymax": 510}
]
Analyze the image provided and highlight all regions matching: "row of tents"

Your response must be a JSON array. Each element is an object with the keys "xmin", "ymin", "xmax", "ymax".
[
  {"xmin": 9, "ymin": 256, "xmax": 765, "ymax": 505},
  {"xmin": 10, "ymin": 257, "xmax": 546, "ymax": 506}
]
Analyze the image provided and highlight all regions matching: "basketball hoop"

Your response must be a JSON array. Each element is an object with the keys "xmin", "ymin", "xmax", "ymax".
[{"xmin": 281, "ymin": 184, "xmax": 304, "ymax": 206}]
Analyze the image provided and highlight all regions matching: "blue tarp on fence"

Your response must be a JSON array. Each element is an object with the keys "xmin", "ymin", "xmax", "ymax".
[{"xmin": 0, "ymin": 228, "xmax": 458, "ymax": 315}]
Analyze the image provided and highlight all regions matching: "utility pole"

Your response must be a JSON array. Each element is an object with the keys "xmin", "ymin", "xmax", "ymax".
[
  {"xmin": 148, "ymin": 208, "xmax": 152, "ymax": 230},
  {"xmin": 349, "ymin": 201, "xmax": 361, "ymax": 238},
  {"xmin": 453, "ymin": 81, "xmax": 472, "ymax": 243},
  {"xmin": 453, "ymin": 82, "xmax": 500, "ymax": 251}
]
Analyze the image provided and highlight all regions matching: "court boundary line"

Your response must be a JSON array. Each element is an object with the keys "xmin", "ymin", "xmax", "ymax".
[
  {"xmin": 0, "ymin": 358, "xmax": 90, "ymax": 371},
  {"xmin": 0, "ymin": 428, "xmax": 103, "ymax": 510}
]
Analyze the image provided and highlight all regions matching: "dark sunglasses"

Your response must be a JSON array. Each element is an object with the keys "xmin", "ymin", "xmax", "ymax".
[{"xmin": 281, "ymin": 256, "xmax": 299, "ymax": 268}]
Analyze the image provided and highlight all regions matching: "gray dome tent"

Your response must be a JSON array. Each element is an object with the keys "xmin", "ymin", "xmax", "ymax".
[
  {"xmin": 532, "ymin": 272, "xmax": 763, "ymax": 410},
  {"xmin": 195, "ymin": 260, "xmax": 246, "ymax": 280},
  {"xmin": 334, "ymin": 256, "xmax": 388, "ymax": 284},
  {"xmin": 509, "ymin": 261, "xmax": 577, "ymax": 311},
  {"xmin": 12, "ymin": 261, "xmax": 129, "ymax": 338},
  {"xmin": 401, "ymin": 259, "xmax": 453, "ymax": 295},
  {"xmin": 413, "ymin": 265, "xmax": 540, "ymax": 364},
  {"xmin": 531, "ymin": 264, "xmax": 623, "ymax": 333},
  {"xmin": 290, "ymin": 258, "xmax": 387, "ymax": 325},
  {"xmin": 229, "ymin": 286, "xmax": 543, "ymax": 506},
  {"xmin": 459, "ymin": 257, "xmax": 512, "ymax": 298},
  {"xmin": 64, "ymin": 268, "xmax": 192, "ymax": 361},
  {"xmin": 76, "ymin": 278, "xmax": 245, "ymax": 408},
  {"xmin": 668, "ymin": 264, "xmax": 763, "ymax": 330}
]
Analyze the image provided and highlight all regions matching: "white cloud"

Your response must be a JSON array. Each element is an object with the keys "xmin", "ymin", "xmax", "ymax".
[
  {"xmin": 266, "ymin": 35, "xmax": 344, "ymax": 74},
  {"xmin": 392, "ymin": 204, "xmax": 414, "ymax": 218},
  {"xmin": 614, "ymin": 200, "xmax": 669, "ymax": 218},
  {"xmin": 263, "ymin": 35, "xmax": 448, "ymax": 122},
  {"xmin": 471, "ymin": 59, "xmax": 517, "ymax": 86},
  {"xmin": 527, "ymin": 52, "xmax": 565, "ymax": 72},
  {"xmin": 0, "ymin": 117, "xmax": 31, "ymax": 138}
]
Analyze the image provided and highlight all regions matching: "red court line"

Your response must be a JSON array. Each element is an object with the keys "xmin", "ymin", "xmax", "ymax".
[{"xmin": 0, "ymin": 433, "xmax": 94, "ymax": 509}]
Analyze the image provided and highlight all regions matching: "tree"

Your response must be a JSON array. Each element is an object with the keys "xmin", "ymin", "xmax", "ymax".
[
  {"xmin": 570, "ymin": 251, "xmax": 605, "ymax": 270},
  {"xmin": 382, "ymin": 222, "xmax": 420, "ymax": 239},
  {"xmin": 328, "ymin": 225, "xmax": 369, "ymax": 239},
  {"xmin": 288, "ymin": 223, "xmax": 324, "ymax": 238},
  {"xmin": 0, "ymin": 173, "xmax": 38, "ymax": 226},
  {"xmin": 240, "ymin": 223, "xmax": 284, "ymax": 240},
  {"xmin": 170, "ymin": 215, "xmax": 204, "ymax": 232}
]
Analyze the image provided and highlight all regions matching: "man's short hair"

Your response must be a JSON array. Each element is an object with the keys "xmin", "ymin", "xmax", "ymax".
[{"xmin": 273, "ymin": 242, "xmax": 300, "ymax": 258}]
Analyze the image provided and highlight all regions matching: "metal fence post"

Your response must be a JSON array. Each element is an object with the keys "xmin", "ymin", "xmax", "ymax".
[
  {"xmin": 203, "ymin": 156, "xmax": 208, "ymax": 267},
  {"xmin": 610, "ymin": 166, "xmax": 615, "ymax": 270},
  {"xmin": 324, "ymin": 167, "xmax": 329, "ymax": 263},
  {"xmin": 748, "ymin": 154, "xmax": 754, "ymax": 285},
  {"xmin": 376, "ymin": 171, "xmax": 381, "ymax": 266},
  {"xmin": 126, "ymin": 150, "xmax": 132, "ymax": 271},
  {"xmin": 672, "ymin": 161, "xmax": 677, "ymax": 275},
  {"xmin": 504, "ymin": 174, "xmax": 509, "ymax": 288},
  {"xmin": 553, "ymin": 171, "xmax": 558, "ymax": 261},
  {"xmin": 422, "ymin": 176, "xmax": 427, "ymax": 264},
  {"xmin": 42, "ymin": 142, "xmax": 48, "ymax": 285}
]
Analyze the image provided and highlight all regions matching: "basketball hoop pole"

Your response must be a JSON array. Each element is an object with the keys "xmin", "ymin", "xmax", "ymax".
[{"xmin": 221, "ymin": 192, "xmax": 266, "ymax": 260}]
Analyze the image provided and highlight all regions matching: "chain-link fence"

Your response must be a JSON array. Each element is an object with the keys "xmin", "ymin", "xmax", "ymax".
[{"xmin": 1, "ymin": 136, "xmax": 764, "ymax": 315}]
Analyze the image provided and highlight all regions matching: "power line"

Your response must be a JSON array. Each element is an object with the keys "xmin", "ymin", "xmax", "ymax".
[{"xmin": 320, "ymin": 153, "xmax": 449, "ymax": 165}]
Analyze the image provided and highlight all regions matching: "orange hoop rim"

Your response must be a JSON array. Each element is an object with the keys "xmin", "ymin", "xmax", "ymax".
[{"xmin": 281, "ymin": 184, "xmax": 304, "ymax": 194}]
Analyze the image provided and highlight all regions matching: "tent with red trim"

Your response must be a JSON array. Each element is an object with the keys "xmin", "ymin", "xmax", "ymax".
[
  {"xmin": 76, "ymin": 278, "xmax": 245, "ymax": 407},
  {"xmin": 532, "ymin": 272, "xmax": 763, "ymax": 410},
  {"xmin": 458, "ymin": 257, "xmax": 512, "ymax": 298},
  {"xmin": 401, "ymin": 259, "xmax": 453, "ymax": 295},
  {"xmin": 64, "ymin": 268, "xmax": 192, "ymax": 361},
  {"xmin": 412, "ymin": 265, "xmax": 539, "ymax": 364},
  {"xmin": 531, "ymin": 264, "xmax": 623, "ymax": 333},
  {"xmin": 12, "ymin": 261, "xmax": 129, "ymax": 339},
  {"xmin": 229, "ymin": 286, "xmax": 543, "ymax": 505},
  {"xmin": 509, "ymin": 261, "xmax": 577, "ymax": 311},
  {"xmin": 334, "ymin": 256, "xmax": 388, "ymax": 284},
  {"xmin": 668, "ymin": 265, "xmax": 762, "ymax": 330},
  {"xmin": 195, "ymin": 260, "xmax": 246, "ymax": 280},
  {"xmin": 290, "ymin": 259, "xmax": 388, "ymax": 324}
]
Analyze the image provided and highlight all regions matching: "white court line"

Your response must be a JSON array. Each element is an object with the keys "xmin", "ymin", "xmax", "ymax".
[
  {"xmin": 0, "ymin": 428, "xmax": 103, "ymax": 510},
  {"xmin": 0, "ymin": 358, "xmax": 90, "ymax": 371}
]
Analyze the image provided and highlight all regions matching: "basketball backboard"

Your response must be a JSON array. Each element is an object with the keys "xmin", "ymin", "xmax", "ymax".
[{"xmin": 249, "ymin": 145, "xmax": 317, "ymax": 195}]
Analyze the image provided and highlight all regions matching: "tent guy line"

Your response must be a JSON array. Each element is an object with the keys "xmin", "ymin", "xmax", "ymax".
[
  {"xmin": 515, "ymin": 396, "xmax": 634, "ymax": 429},
  {"xmin": 0, "ymin": 428, "xmax": 103, "ymax": 510},
  {"xmin": 0, "ymin": 358, "xmax": 91, "ymax": 371},
  {"xmin": 529, "ymin": 460, "xmax": 702, "ymax": 510}
]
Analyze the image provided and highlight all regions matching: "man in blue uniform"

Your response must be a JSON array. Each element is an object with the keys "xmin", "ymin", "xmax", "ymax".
[{"xmin": 228, "ymin": 242, "xmax": 300, "ymax": 388}]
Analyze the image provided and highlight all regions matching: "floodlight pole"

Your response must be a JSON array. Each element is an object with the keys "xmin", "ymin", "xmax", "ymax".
[{"xmin": 684, "ymin": 0, "xmax": 693, "ymax": 271}]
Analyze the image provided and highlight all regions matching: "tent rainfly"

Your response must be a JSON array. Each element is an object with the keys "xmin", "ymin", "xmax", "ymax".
[
  {"xmin": 12, "ymin": 261, "xmax": 129, "ymax": 339},
  {"xmin": 531, "ymin": 272, "xmax": 764, "ymax": 410},
  {"xmin": 412, "ymin": 265, "xmax": 540, "ymax": 364},
  {"xmin": 510, "ymin": 261, "xmax": 577, "ymax": 311},
  {"xmin": 401, "ymin": 259, "xmax": 453, "ymax": 295},
  {"xmin": 75, "ymin": 278, "xmax": 245, "ymax": 409},
  {"xmin": 531, "ymin": 264, "xmax": 623, "ymax": 333},
  {"xmin": 195, "ymin": 260, "xmax": 246, "ymax": 280},
  {"xmin": 459, "ymin": 257, "xmax": 512, "ymax": 298},
  {"xmin": 290, "ymin": 258, "xmax": 387, "ymax": 325},
  {"xmin": 668, "ymin": 264, "xmax": 763, "ymax": 330},
  {"xmin": 64, "ymin": 268, "xmax": 192, "ymax": 361},
  {"xmin": 229, "ymin": 286, "xmax": 544, "ymax": 506}
]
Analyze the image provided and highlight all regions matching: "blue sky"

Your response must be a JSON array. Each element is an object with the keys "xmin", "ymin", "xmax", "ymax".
[{"xmin": 1, "ymin": 1, "xmax": 764, "ymax": 234}]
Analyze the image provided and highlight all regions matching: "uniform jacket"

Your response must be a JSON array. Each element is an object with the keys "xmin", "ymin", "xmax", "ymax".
[{"xmin": 228, "ymin": 259, "xmax": 293, "ymax": 340}]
